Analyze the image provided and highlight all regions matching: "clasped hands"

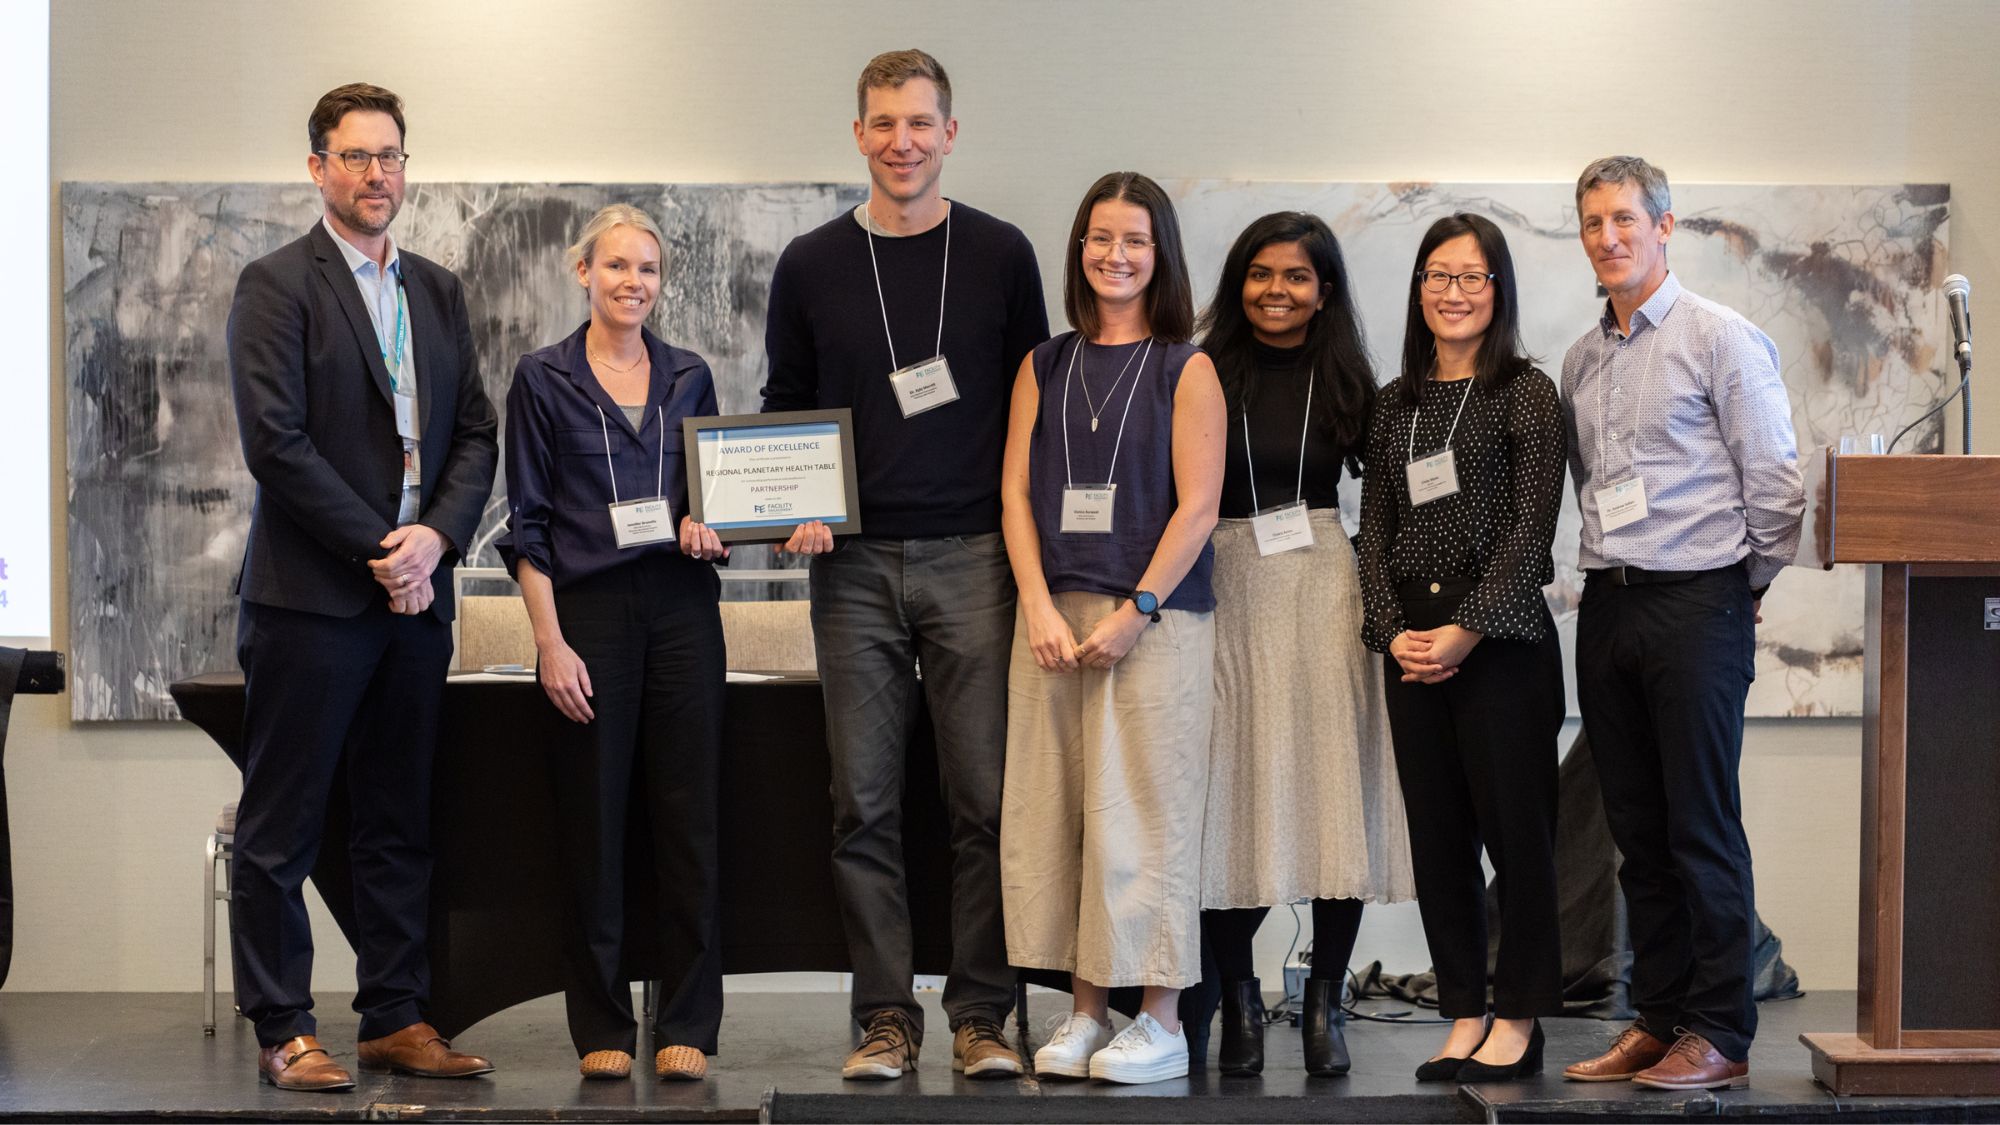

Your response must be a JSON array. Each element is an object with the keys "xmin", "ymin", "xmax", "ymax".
[
  {"xmin": 1389, "ymin": 623, "xmax": 1482, "ymax": 684},
  {"xmin": 370, "ymin": 524, "xmax": 446, "ymax": 615},
  {"xmin": 1025, "ymin": 601, "xmax": 1146, "ymax": 673}
]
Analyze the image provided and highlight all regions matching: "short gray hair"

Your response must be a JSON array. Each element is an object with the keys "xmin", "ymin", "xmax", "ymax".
[
  {"xmin": 1575, "ymin": 155, "xmax": 1672, "ymax": 224},
  {"xmin": 565, "ymin": 204, "xmax": 665, "ymax": 272}
]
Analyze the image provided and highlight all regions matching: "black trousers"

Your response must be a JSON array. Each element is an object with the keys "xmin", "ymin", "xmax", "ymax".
[
  {"xmin": 549, "ymin": 553, "xmax": 725, "ymax": 1057},
  {"xmin": 231, "ymin": 598, "xmax": 449, "ymax": 1046},
  {"xmin": 1382, "ymin": 589, "xmax": 1564, "ymax": 1020},
  {"xmin": 1577, "ymin": 564, "xmax": 1757, "ymax": 1061}
]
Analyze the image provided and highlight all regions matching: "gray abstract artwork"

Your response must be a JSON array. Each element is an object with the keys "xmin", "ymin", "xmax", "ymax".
[
  {"xmin": 64, "ymin": 181, "xmax": 864, "ymax": 720},
  {"xmin": 1167, "ymin": 180, "xmax": 1950, "ymax": 717},
  {"xmin": 66, "ymin": 179, "xmax": 1946, "ymax": 720}
]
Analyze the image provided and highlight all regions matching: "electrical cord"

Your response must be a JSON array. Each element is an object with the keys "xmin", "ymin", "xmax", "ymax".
[{"xmin": 1887, "ymin": 366, "xmax": 1970, "ymax": 454}]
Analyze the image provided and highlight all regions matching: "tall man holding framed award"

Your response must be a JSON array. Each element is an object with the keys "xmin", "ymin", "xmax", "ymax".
[{"xmin": 760, "ymin": 48, "xmax": 1049, "ymax": 1081}]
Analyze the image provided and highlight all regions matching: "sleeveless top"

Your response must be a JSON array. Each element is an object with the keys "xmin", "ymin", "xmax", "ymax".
[{"xmin": 1027, "ymin": 331, "xmax": 1214, "ymax": 612}]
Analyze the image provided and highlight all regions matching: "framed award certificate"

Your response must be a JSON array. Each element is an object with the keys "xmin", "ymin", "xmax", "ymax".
[{"xmin": 681, "ymin": 409, "xmax": 863, "ymax": 543}]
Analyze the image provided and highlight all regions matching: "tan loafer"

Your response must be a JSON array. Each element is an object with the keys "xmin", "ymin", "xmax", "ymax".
[
  {"xmin": 357, "ymin": 1021, "xmax": 495, "ymax": 1078},
  {"xmin": 258, "ymin": 1035, "xmax": 355, "ymax": 1091},
  {"xmin": 656, "ymin": 1044, "xmax": 708, "ymax": 1080},
  {"xmin": 580, "ymin": 1049, "xmax": 632, "ymax": 1079}
]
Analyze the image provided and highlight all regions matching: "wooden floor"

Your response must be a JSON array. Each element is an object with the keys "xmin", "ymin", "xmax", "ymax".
[{"xmin": 0, "ymin": 988, "xmax": 1994, "ymax": 1122}]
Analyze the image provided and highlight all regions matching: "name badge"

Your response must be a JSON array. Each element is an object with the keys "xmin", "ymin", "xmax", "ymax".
[
  {"xmin": 1405, "ymin": 449, "xmax": 1461, "ymax": 507},
  {"xmin": 609, "ymin": 498, "xmax": 676, "ymax": 549},
  {"xmin": 1595, "ymin": 476, "xmax": 1649, "ymax": 533},
  {"xmin": 1061, "ymin": 484, "xmax": 1116, "ymax": 534},
  {"xmin": 1251, "ymin": 502, "xmax": 1315, "ymax": 557},
  {"xmin": 889, "ymin": 355, "xmax": 960, "ymax": 418},
  {"xmin": 394, "ymin": 390, "xmax": 420, "ymax": 441}
]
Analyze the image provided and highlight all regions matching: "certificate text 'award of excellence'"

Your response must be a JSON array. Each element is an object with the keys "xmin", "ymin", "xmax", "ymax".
[{"xmin": 681, "ymin": 409, "xmax": 864, "ymax": 544}]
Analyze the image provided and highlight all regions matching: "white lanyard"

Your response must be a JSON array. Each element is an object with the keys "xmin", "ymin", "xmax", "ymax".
[
  {"xmin": 1243, "ymin": 369, "xmax": 1314, "ymax": 512},
  {"xmin": 1408, "ymin": 376, "xmax": 1472, "ymax": 464},
  {"xmin": 1062, "ymin": 336, "xmax": 1151, "ymax": 489},
  {"xmin": 597, "ymin": 405, "xmax": 667, "ymax": 503},
  {"xmin": 864, "ymin": 205, "xmax": 949, "ymax": 370}
]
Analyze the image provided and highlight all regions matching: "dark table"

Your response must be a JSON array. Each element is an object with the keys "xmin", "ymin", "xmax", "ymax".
[{"xmin": 171, "ymin": 671, "xmax": 958, "ymax": 1037}]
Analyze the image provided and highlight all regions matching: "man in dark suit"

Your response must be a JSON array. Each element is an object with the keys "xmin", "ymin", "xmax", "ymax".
[{"xmin": 226, "ymin": 82, "xmax": 498, "ymax": 1092}]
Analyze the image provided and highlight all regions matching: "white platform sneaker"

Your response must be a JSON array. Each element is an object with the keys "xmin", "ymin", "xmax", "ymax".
[
  {"xmin": 1088, "ymin": 1012, "xmax": 1189, "ymax": 1084},
  {"xmin": 1033, "ymin": 1012, "xmax": 1114, "ymax": 1079}
]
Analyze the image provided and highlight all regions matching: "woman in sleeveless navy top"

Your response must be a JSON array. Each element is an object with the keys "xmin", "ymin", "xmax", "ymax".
[{"xmin": 998, "ymin": 173, "xmax": 1225, "ymax": 1085}]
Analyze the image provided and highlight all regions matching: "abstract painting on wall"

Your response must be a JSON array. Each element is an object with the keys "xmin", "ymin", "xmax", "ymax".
[
  {"xmin": 64, "ymin": 179, "xmax": 1946, "ymax": 720},
  {"xmin": 63, "ymin": 181, "xmax": 864, "ymax": 720}
]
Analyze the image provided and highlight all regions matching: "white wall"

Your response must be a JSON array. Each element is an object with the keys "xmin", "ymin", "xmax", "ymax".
[{"xmin": 23, "ymin": 0, "xmax": 1984, "ymax": 995}]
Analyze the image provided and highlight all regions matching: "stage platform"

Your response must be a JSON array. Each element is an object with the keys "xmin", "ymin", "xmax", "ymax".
[{"xmin": 2, "ymin": 989, "xmax": 1996, "ymax": 1122}]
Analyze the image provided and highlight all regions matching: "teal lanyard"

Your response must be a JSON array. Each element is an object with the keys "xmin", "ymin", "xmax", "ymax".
[{"xmin": 381, "ymin": 277, "xmax": 409, "ymax": 394}]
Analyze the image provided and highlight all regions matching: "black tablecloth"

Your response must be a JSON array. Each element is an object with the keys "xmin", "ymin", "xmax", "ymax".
[
  {"xmin": 0, "ymin": 647, "xmax": 22, "ymax": 990},
  {"xmin": 171, "ymin": 672, "xmax": 957, "ymax": 1036}
]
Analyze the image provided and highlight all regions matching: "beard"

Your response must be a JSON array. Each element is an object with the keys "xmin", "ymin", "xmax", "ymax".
[{"xmin": 327, "ymin": 189, "xmax": 401, "ymax": 237}]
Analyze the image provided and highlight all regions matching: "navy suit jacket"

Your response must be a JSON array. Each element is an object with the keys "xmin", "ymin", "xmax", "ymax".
[{"xmin": 227, "ymin": 222, "xmax": 499, "ymax": 621}]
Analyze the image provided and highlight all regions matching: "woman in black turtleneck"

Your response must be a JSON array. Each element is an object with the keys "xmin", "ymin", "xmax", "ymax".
[{"xmin": 1192, "ymin": 212, "xmax": 1415, "ymax": 1076}]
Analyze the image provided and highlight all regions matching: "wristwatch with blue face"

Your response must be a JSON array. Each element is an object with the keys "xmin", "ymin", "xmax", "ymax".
[{"xmin": 1130, "ymin": 589, "xmax": 1160, "ymax": 621}]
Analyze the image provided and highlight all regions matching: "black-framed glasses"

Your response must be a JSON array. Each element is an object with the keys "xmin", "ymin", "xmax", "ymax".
[
  {"xmin": 1081, "ymin": 234, "xmax": 1156, "ymax": 258},
  {"xmin": 1417, "ymin": 269, "xmax": 1496, "ymax": 294},
  {"xmin": 317, "ymin": 149, "xmax": 409, "ymax": 174}
]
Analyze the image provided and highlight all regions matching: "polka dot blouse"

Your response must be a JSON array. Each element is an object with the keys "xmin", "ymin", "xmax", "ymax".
[{"xmin": 1355, "ymin": 366, "xmax": 1567, "ymax": 652}]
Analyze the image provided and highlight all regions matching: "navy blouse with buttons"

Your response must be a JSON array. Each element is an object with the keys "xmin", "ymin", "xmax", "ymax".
[{"xmin": 502, "ymin": 322, "xmax": 718, "ymax": 588}]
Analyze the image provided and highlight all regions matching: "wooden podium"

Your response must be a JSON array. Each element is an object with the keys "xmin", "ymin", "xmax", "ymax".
[{"xmin": 1801, "ymin": 451, "xmax": 2000, "ymax": 1095}]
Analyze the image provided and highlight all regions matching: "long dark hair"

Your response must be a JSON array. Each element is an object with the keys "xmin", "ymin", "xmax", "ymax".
[
  {"xmin": 1398, "ymin": 213, "xmax": 1533, "ymax": 407},
  {"xmin": 1197, "ymin": 211, "xmax": 1373, "ymax": 460},
  {"xmin": 1062, "ymin": 172, "xmax": 1195, "ymax": 343}
]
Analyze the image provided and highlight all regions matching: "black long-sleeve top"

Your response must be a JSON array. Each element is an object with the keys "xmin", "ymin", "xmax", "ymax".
[
  {"xmin": 1355, "ymin": 367, "xmax": 1566, "ymax": 652},
  {"xmin": 759, "ymin": 202, "xmax": 1048, "ymax": 538},
  {"xmin": 1218, "ymin": 341, "xmax": 1356, "ymax": 518}
]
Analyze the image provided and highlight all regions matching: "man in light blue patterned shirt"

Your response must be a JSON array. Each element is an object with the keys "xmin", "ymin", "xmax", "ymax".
[{"xmin": 1557, "ymin": 156, "xmax": 1803, "ymax": 1093}]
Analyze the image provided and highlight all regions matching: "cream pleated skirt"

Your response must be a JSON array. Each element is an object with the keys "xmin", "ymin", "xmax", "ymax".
[{"xmin": 1200, "ymin": 511, "xmax": 1417, "ymax": 909}]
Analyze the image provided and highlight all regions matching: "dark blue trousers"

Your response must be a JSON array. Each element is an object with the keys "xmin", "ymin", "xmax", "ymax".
[{"xmin": 230, "ymin": 598, "xmax": 449, "ymax": 1047}]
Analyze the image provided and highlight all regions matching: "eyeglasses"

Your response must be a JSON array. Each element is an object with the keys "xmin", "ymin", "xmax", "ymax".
[
  {"xmin": 1081, "ymin": 234, "xmax": 1156, "ymax": 258},
  {"xmin": 1417, "ymin": 270, "xmax": 1496, "ymax": 294},
  {"xmin": 316, "ymin": 149, "xmax": 410, "ymax": 174}
]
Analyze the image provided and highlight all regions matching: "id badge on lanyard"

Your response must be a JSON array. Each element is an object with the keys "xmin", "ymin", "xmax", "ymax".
[
  {"xmin": 1251, "ymin": 502, "xmax": 1314, "ymax": 556},
  {"xmin": 1061, "ymin": 484, "xmax": 1117, "ymax": 534},
  {"xmin": 1595, "ymin": 476, "xmax": 1649, "ymax": 532},
  {"xmin": 1405, "ymin": 377, "xmax": 1472, "ymax": 508},
  {"xmin": 599, "ymin": 405, "xmax": 676, "ymax": 550},
  {"xmin": 889, "ymin": 354, "xmax": 959, "ymax": 417}
]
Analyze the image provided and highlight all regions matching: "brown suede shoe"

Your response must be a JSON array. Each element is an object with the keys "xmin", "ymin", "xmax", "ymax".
[
  {"xmin": 952, "ymin": 1018, "xmax": 1023, "ymax": 1079},
  {"xmin": 357, "ymin": 1021, "xmax": 495, "ymax": 1078},
  {"xmin": 258, "ymin": 1035, "xmax": 355, "ymax": 1091},
  {"xmin": 843, "ymin": 1010, "xmax": 919, "ymax": 1080},
  {"xmin": 1632, "ymin": 1032, "xmax": 1749, "ymax": 1091},
  {"xmin": 1563, "ymin": 1022, "xmax": 1672, "ymax": 1082}
]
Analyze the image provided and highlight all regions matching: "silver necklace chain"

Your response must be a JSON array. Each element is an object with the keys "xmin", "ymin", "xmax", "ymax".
[{"xmin": 1079, "ymin": 339, "xmax": 1147, "ymax": 432}]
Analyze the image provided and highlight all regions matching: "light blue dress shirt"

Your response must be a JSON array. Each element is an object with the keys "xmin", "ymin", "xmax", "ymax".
[
  {"xmin": 323, "ymin": 216, "xmax": 423, "ymax": 524},
  {"xmin": 1561, "ymin": 272, "xmax": 1804, "ymax": 591}
]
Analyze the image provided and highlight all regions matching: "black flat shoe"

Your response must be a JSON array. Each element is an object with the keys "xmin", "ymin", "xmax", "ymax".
[
  {"xmin": 1217, "ymin": 978, "xmax": 1266, "ymax": 1075},
  {"xmin": 1301, "ymin": 979, "xmax": 1350, "ymax": 1077},
  {"xmin": 1415, "ymin": 1016, "xmax": 1491, "ymax": 1082},
  {"xmin": 1456, "ymin": 1020, "xmax": 1544, "ymax": 1083}
]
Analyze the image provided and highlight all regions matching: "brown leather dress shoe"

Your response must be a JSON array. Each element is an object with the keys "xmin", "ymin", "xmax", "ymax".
[
  {"xmin": 1632, "ymin": 1032, "xmax": 1749, "ymax": 1090},
  {"xmin": 357, "ymin": 1021, "xmax": 495, "ymax": 1078},
  {"xmin": 258, "ymin": 1035, "xmax": 356, "ymax": 1091},
  {"xmin": 1563, "ymin": 1022, "xmax": 1672, "ymax": 1082}
]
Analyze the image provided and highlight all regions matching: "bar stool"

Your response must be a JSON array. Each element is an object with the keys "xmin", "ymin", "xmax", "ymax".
[{"xmin": 204, "ymin": 800, "xmax": 236, "ymax": 1035}]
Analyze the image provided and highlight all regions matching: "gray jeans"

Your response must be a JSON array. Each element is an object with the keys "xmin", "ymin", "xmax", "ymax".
[{"xmin": 809, "ymin": 533, "xmax": 1017, "ymax": 1035}]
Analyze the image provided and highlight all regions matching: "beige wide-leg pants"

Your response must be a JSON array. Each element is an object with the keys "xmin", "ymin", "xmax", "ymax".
[{"xmin": 1000, "ymin": 591, "xmax": 1215, "ymax": 989}]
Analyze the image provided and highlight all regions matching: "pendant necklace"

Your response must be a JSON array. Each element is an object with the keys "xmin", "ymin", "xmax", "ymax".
[{"xmin": 1078, "ymin": 339, "xmax": 1148, "ymax": 432}]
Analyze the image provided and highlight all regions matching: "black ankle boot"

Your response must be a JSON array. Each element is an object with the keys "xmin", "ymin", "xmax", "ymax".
[
  {"xmin": 1217, "ymin": 979, "xmax": 1266, "ymax": 1075},
  {"xmin": 1302, "ymin": 978, "xmax": 1351, "ymax": 1076}
]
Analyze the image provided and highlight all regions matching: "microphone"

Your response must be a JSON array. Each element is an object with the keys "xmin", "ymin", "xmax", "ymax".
[{"xmin": 1945, "ymin": 273, "xmax": 1972, "ymax": 367}]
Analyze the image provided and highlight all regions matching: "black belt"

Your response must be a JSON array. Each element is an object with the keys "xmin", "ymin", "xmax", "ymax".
[
  {"xmin": 1585, "ymin": 563, "xmax": 1730, "ymax": 586},
  {"xmin": 1397, "ymin": 577, "xmax": 1477, "ymax": 599}
]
